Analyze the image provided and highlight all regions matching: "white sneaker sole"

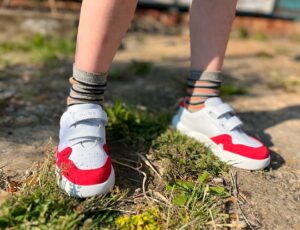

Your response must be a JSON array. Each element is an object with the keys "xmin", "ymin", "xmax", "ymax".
[
  {"xmin": 56, "ymin": 167, "xmax": 115, "ymax": 198},
  {"xmin": 172, "ymin": 116, "xmax": 270, "ymax": 170}
]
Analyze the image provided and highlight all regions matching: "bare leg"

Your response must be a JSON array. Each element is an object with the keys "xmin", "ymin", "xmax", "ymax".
[
  {"xmin": 68, "ymin": 0, "xmax": 138, "ymax": 106},
  {"xmin": 58, "ymin": 0, "xmax": 138, "ymax": 197},
  {"xmin": 185, "ymin": 0, "xmax": 237, "ymax": 111},
  {"xmin": 75, "ymin": 0, "xmax": 138, "ymax": 73},
  {"xmin": 190, "ymin": 0, "xmax": 237, "ymax": 71},
  {"xmin": 175, "ymin": 0, "xmax": 270, "ymax": 171}
]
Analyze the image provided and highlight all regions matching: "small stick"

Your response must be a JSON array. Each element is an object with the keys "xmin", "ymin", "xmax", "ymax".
[
  {"xmin": 166, "ymin": 185, "xmax": 175, "ymax": 228},
  {"xmin": 179, "ymin": 216, "xmax": 201, "ymax": 230},
  {"xmin": 112, "ymin": 159, "xmax": 150, "ymax": 201},
  {"xmin": 150, "ymin": 189, "xmax": 171, "ymax": 205},
  {"xmin": 209, "ymin": 209, "xmax": 217, "ymax": 230},
  {"xmin": 230, "ymin": 170, "xmax": 255, "ymax": 230},
  {"xmin": 137, "ymin": 153, "xmax": 162, "ymax": 179}
]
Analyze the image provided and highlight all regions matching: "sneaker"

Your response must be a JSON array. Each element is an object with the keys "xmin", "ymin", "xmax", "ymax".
[
  {"xmin": 56, "ymin": 104, "xmax": 115, "ymax": 197},
  {"xmin": 172, "ymin": 97, "xmax": 270, "ymax": 170}
]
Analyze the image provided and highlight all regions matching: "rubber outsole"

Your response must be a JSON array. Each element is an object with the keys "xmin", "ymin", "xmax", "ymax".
[
  {"xmin": 56, "ymin": 166, "xmax": 115, "ymax": 198},
  {"xmin": 172, "ymin": 115, "xmax": 270, "ymax": 170}
]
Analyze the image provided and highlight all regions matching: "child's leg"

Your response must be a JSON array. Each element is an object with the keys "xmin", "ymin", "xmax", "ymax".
[
  {"xmin": 68, "ymin": 0, "xmax": 138, "ymax": 106},
  {"xmin": 190, "ymin": 0, "xmax": 237, "ymax": 71},
  {"xmin": 172, "ymin": 0, "xmax": 270, "ymax": 170},
  {"xmin": 75, "ymin": 0, "xmax": 138, "ymax": 73},
  {"xmin": 57, "ymin": 0, "xmax": 138, "ymax": 197},
  {"xmin": 186, "ymin": 0, "xmax": 237, "ymax": 111}
]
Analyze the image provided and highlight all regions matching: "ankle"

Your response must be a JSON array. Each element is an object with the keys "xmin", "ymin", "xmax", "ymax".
[
  {"xmin": 67, "ymin": 65, "xmax": 107, "ymax": 106},
  {"xmin": 185, "ymin": 70, "xmax": 222, "ymax": 112}
]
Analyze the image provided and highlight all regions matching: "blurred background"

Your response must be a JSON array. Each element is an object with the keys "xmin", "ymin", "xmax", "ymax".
[{"xmin": 0, "ymin": 1, "xmax": 300, "ymax": 228}]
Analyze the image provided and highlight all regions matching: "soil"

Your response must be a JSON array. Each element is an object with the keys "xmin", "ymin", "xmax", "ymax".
[{"xmin": 0, "ymin": 33, "xmax": 300, "ymax": 229}]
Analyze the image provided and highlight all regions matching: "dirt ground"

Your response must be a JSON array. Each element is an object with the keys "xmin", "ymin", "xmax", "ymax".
[{"xmin": 1, "ymin": 32, "xmax": 300, "ymax": 229}]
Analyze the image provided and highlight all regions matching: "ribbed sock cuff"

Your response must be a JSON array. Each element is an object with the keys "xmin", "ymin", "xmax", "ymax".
[
  {"xmin": 189, "ymin": 70, "xmax": 222, "ymax": 82},
  {"xmin": 185, "ymin": 70, "xmax": 223, "ymax": 111},
  {"xmin": 67, "ymin": 65, "xmax": 108, "ymax": 106}
]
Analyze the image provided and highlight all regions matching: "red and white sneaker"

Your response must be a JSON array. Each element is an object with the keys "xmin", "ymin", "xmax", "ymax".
[
  {"xmin": 56, "ymin": 104, "xmax": 115, "ymax": 198},
  {"xmin": 172, "ymin": 97, "xmax": 270, "ymax": 170}
]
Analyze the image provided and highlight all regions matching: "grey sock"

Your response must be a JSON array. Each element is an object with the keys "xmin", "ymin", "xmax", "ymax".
[
  {"xmin": 67, "ymin": 65, "xmax": 107, "ymax": 106},
  {"xmin": 185, "ymin": 70, "xmax": 222, "ymax": 110}
]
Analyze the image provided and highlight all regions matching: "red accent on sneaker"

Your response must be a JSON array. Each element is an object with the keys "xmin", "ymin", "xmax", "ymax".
[
  {"xmin": 56, "ymin": 147, "xmax": 112, "ymax": 186},
  {"xmin": 180, "ymin": 100, "xmax": 185, "ymax": 108},
  {"xmin": 210, "ymin": 134, "xmax": 269, "ymax": 160}
]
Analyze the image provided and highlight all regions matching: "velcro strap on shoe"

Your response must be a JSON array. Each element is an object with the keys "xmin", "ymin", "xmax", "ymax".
[
  {"xmin": 64, "ymin": 125, "xmax": 104, "ymax": 141},
  {"xmin": 69, "ymin": 109, "xmax": 108, "ymax": 126},
  {"xmin": 211, "ymin": 103, "xmax": 234, "ymax": 118},
  {"xmin": 224, "ymin": 116, "xmax": 243, "ymax": 131}
]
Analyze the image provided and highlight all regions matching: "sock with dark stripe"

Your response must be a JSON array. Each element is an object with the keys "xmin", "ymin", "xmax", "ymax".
[
  {"xmin": 67, "ymin": 65, "xmax": 107, "ymax": 106},
  {"xmin": 185, "ymin": 70, "xmax": 222, "ymax": 112}
]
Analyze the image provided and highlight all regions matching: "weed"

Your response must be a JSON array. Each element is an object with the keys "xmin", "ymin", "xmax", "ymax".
[
  {"xmin": 252, "ymin": 32, "xmax": 268, "ymax": 41},
  {"xmin": 150, "ymin": 130, "xmax": 230, "ymax": 228},
  {"xmin": 151, "ymin": 130, "xmax": 227, "ymax": 181},
  {"xmin": 220, "ymin": 84, "xmax": 246, "ymax": 97},
  {"xmin": 116, "ymin": 209, "xmax": 160, "ymax": 230},
  {"xmin": 0, "ymin": 102, "xmax": 233, "ymax": 229},
  {"xmin": 0, "ymin": 148, "xmax": 126, "ymax": 229},
  {"xmin": 135, "ymin": 34, "xmax": 146, "ymax": 45},
  {"xmin": 0, "ymin": 170, "xmax": 6, "ymax": 191},
  {"xmin": 109, "ymin": 61, "xmax": 153, "ymax": 81},
  {"xmin": 0, "ymin": 33, "xmax": 75, "ymax": 65},
  {"xmin": 109, "ymin": 68, "xmax": 127, "ymax": 80},
  {"xmin": 255, "ymin": 51, "xmax": 274, "ymax": 59},
  {"xmin": 267, "ymin": 76, "xmax": 300, "ymax": 92},
  {"xmin": 232, "ymin": 27, "xmax": 249, "ymax": 39},
  {"xmin": 106, "ymin": 100, "xmax": 170, "ymax": 146},
  {"xmin": 129, "ymin": 60, "xmax": 153, "ymax": 75}
]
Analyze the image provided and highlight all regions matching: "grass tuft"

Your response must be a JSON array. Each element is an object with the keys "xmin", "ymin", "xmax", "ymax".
[
  {"xmin": 0, "ymin": 101, "xmax": 233, "ymax": 229},
  {"xmin": 0, "ymin": 147, "xmax": 126, "ymax": 229},
  {"xmin": 149, "ymin": 130, "xmax": 230, "ymax": 228},
  {"xmin": 220, "ymin": 84, "xmax": 246, "ymax": 97},
  {"xmin": 116, "ymin": 209, "xmax": 160, "ymax": 230},
  {"xmin": 232, "ymin": 27, "xmax": 249, "ymax": 39},
  {"xmin": 251, "ymin": 32, "xmax": 268, "ymax": 41},
  {"xmin": 106, "ymin": 100, "xmax": 170, "ymax": 146},
  {"xmin": 151, "ymin": 130, "xmax": 227, "ymax": 180},
  {"xmin": 0, "ymin": 33, "xmax": 75, "ymax": 65},
  {"xmin": 129, "ymin": 61, "xmax": 153, "ymax": 76}
]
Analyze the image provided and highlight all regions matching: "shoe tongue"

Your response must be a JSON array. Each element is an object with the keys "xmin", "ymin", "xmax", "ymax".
[
  {"xmin": 68, "ymin": 103, "xmax": 103, "ymax": 126},
  {"xmin": 204, "ymin": 97, "xmax": 223, "ymax": 107},
  {"xmin": 205, "ymin": 97, "xmax": 233, "ymax": 120},
  {"xmin": 68, "ymin": 103, "xmax": 102, "ymax": 113}
]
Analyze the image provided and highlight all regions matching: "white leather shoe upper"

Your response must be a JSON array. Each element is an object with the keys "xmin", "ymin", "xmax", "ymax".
[
  {"xmin": 58, "ymin": 103, "xmax": 109, "ymax": 171},
  {"xmin": 174, "ymin": 97, "xmax": 262, "ymax": 148}
]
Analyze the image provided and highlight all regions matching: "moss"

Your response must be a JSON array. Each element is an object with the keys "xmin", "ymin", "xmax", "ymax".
[{"xmin": 116, "ymin": 209, "xmax": 160, "ymax": 230}]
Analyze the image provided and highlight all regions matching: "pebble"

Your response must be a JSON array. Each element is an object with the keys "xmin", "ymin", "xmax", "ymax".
[{"xmin": 212, "ymin": 177, "xmax": 224, "ymax": 184}]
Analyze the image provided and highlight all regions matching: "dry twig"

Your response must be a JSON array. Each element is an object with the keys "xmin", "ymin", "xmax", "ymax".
[
  {"xmin": 112, "ymin": 159, "xmax": 150, "ymax": 201},
  {"xmin": 230, "ymin": 170, "xmax": 255, "ymax": 230},
  {"xmin": 137, "ymin": 153, "xmax": 162, "ymax": 179}
]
